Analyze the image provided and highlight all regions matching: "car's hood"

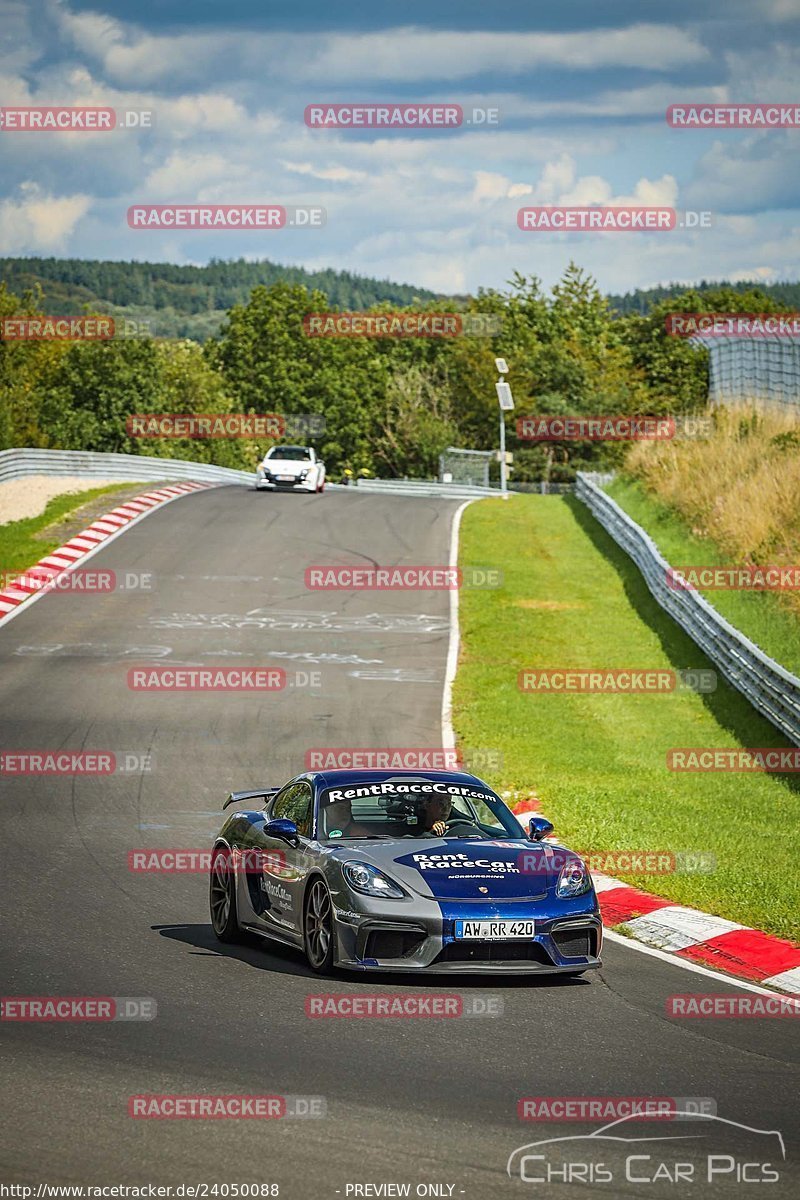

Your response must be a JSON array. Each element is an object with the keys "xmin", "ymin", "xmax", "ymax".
[
  {"xmin": 262, "ymin": 458, "xmax": 311, "ymax": 474},
  {"xmin": 336, "ymin": 838, "xmax": 578, "ymax": 900}
]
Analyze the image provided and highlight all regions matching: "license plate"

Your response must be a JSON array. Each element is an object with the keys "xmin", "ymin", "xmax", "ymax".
[
  {"xmin": 277, "ymin": 475, "xmax": 295, "ymax": 482},
  {"xmin": 454, "ymin": 919, "xmax": 535, "ymax": 940}
]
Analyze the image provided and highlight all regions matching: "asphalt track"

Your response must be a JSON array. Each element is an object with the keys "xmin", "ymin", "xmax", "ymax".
[{"xmin": 0, "ymin": 485, "xmax": 797, "ymax": 1197}]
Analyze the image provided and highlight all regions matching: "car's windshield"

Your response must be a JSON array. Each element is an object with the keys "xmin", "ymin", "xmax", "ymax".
[
  {"xmin": 266, "ymin": 446, "xmax": 311, "ymax": 461},
  {"xmin": 318, "ymin": 780, "xmax": 525, "ymax": 841}
]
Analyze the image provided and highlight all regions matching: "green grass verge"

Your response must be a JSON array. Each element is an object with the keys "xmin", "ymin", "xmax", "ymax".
[
  {"xmin": 0, "ymin": 484, "xmax": 137, "ymax": 576},
  {"xmin": 454, "ymin": 493, "xmax": 799, "ymax": 939},
  {"xmin": 606, "ymin": 477, "xmax": 800, "ymax": 676}
]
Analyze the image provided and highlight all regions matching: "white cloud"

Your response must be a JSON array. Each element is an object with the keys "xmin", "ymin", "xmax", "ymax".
[
  {"xmin": 47, "ymin": 6, "xmax": 709, "ymax": 88},
  {"xmin": 684, "ymin": 133, "xmax": 800, "ymax": 212},
  {"xmin": 290, "ymin": 25, "xmax": 710, "ymax": 83},
  {"xmin": 0, "ymin": 182, "xmax": 91, "ymax": 251},
  {"xmin": 281, "ymin": 161, "xmax": 368, "ymax": 184},
  {"xmin": 513, "ymin": 155, "xmax": 679, "ymax": 209},
  {"xmin": 486, "ymin": 82, "xmax": 728, "ymax": 120}
]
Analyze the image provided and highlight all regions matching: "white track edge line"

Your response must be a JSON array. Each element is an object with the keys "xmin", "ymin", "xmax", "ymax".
[
  {"xmin": 441, "ymin": 495, "xmax": 800, "ymax": 999},
  {"xmin": 441, "ymin": 500, "xmax": 475, "ymax": 751},
  {"xmin": 604, "ymin": 930, "xmax": 800, "ymax": 1002}
]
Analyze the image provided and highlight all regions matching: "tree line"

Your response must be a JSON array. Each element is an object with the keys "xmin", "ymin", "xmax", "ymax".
[{"xmin": 0, "ymin": 264, "xmax": 793, "ymax": 483}]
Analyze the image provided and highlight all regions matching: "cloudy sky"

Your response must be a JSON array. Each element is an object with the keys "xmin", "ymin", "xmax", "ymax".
[{"xmin": 1, "ymin": 0, "xmax": 799, "ymax": 294}]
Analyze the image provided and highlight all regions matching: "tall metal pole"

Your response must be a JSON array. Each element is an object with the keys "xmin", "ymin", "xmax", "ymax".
[{"xmin": 499, "ymin": 409, "xmax": 507, "ymax": 496}]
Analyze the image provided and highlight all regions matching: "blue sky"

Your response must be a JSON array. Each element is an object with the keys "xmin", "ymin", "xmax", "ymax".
[{"xmin": 1, "ymin": 0, "xmax": 799, "ymax": 294}]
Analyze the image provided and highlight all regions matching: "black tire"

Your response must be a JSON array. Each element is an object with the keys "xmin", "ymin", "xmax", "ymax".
[
  {"xmin": 209, "ymin": 846, "xmax": 240, "ymax": 942},
  {"xmin": 303, "ymin": 878, "xmax": 335, "ymax": 973}
]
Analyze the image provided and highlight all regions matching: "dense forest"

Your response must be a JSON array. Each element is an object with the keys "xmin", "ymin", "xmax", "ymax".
[
  {"xmin": 608, "ymin": 278, "xmax": 800, "ymax": 315},
  {"xmin": 1, "ymin": 261, "xmax": 795, "ymax": 483},
  {"xmin": 0, "ymin": 257, "xmax": 440, "ymax": 342}
]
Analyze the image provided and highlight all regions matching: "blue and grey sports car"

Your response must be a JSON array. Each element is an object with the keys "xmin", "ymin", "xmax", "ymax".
[{"xmin": 209, "ymin": 769, "xmax": 602, "ymax": 975}]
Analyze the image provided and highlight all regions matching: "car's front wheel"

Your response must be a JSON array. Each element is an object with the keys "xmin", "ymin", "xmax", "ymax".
[
  {"xmin": 209, "ymin": 846, "xmax": 240, "ymax": 942},
  {"xmin": 304, "ymin": 878, "xmax": 335, "ymax": 973}
]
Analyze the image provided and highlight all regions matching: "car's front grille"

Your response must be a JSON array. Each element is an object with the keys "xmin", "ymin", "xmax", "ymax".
[
  {"xmin": 552, "ymin": 927, "xmax": 596, "ymax": 958},
  {"xmin": 437, "ymin": 941, "xmax": 553, "ymax": 965},
  {"xmin": 364, "ymin": 929, "xmax": 427, "ymax": 959}
]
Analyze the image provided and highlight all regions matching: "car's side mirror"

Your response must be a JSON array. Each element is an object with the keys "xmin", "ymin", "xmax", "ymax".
[
  {"xmin": 264, "ymin": 817, "xmax": 300, "ymax": 845},
  {"xmin": 528, "ymin": 816, "xmax": 554, "ymax": 841}
]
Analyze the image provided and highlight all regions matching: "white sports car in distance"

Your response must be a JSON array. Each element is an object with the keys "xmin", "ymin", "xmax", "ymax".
[{"xmin": 255, "ymin": 445, "xmax": 326, "ymax": 493}]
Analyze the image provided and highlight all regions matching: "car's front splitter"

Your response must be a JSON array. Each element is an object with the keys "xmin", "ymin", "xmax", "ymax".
[
  {"xmin": 331, "ymin": 897, "xmax": 602, "ymax": 974},
  {"xmin": 335, "ymin": 958, "xmax": 601, "ymax": 975},
  {"xmin": 256, "ymin": 480, "xmax": 316, "ymax": 491}
]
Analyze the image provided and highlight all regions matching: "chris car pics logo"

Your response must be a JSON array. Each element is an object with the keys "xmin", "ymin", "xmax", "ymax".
[{"xmin": 507, "ymin": 1112, "xmax": 785, "ymax": 1186}]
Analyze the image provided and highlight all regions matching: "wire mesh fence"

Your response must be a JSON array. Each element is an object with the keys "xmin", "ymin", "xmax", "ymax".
[
  {"xmin": 438, "ymin": 447, "xmax": 494, "ymax": 487},
  {"xmin": 692, "ymin": 336, "xmax": 800, "ymax": 412}
]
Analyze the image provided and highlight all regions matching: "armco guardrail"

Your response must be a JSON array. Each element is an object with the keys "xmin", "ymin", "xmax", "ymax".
[
  {"xmin": 355, "ymin": 478, "xmax": 501, "ymax": 499},
  {"xmin": 0, "ymin": 448, "xmax": 255, "ymax": 488},
  {"xmin": 355, "ymin": 475, "xmax": 616, "ymax": 499},
  {"xmin": 575, "ymin": 471, "xmax": 800, "ymax": 747}
]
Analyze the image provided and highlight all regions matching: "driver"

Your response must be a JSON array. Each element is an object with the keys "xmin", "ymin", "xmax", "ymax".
[
  {"xmin": 416, "ymin": 793, "xmax": 452, "ymax": 837},
  {"xmin": 322, "ymin": 795, "xmax": 370, "ymax": 839}
]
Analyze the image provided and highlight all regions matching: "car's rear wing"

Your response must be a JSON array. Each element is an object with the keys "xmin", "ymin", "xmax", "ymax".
[{"xmin": 223, "ymin": 787, "xmax": 280, "ymax": 810}]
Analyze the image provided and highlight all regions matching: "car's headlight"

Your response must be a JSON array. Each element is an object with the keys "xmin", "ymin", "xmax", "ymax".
[
  {"xmin": 556, "ymin": 858, "xmax": 592, "ymax": 898},
  {"xmin": 342, "ymin": 861, "xmax": 405, "ymax": 898}
]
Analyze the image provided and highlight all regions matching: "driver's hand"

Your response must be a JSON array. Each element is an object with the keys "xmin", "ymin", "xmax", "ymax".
[{"xmin": 431, "ymin": 820, "xmax": 447, "ymax": 836}]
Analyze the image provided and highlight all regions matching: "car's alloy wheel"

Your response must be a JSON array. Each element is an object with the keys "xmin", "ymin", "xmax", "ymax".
[
  {"xmin": 304, "ymin": 879, "xmax": 334, "ymax": 972},
  {"xmin": 209, "ymin": 847, "xmax": 239, "ymax": 942}
]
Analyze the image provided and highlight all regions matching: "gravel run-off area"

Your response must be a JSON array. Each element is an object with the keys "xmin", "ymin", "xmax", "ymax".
[{"xmin": 0, "ymin": 476, "xmax": 125, "ymax": 524}]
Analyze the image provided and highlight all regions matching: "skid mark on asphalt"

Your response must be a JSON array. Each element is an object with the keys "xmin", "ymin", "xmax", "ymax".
[{"xmin": 595, "ymin": 963, "xmax": 799, "ymax": 1068}]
